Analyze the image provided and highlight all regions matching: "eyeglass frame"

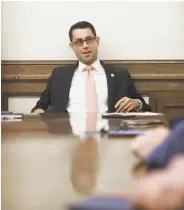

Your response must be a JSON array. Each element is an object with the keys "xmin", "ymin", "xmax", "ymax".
[{"xmin": 72, "ymin": 36, "xmax": 96, "ymax": 47}]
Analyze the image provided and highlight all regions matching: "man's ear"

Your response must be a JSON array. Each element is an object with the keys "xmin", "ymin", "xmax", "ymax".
[
  {"xmin": 95, "ymin": 36, "xmax": 100, "ymax": 44},
  {"xmin": 69, "ymin": 42, "xmax": 73, "ymax": 49}
]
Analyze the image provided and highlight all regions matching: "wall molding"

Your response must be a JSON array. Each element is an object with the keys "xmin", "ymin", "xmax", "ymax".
[
  {"xmin": 2, "ymin": 60, "xmax": 184, "ymax": 119},
  {"xmin": 2, "ymin": 60, "xmax": 184, "ymax": 80}
]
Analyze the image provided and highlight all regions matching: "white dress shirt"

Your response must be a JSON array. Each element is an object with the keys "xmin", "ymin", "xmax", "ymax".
[
  {"xmin": 67, "ymin": 59, "xmax": 108, "ymax": 113},
  {"xmin": 69, "ymin": 112, "xmax": 109, "ymax": 139}
]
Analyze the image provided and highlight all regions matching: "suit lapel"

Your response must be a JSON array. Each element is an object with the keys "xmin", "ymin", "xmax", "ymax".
[
  {"xmin": 100, "ymin": 61, "xmax": 116, "ymax": 112},
  {"xmin": 64, "ymin": 62, "xmax": 78, "ymax": 107}
]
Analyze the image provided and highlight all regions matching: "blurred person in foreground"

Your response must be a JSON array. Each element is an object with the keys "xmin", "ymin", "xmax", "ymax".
[
  {"xmin": 70, "ymin": 121, "xmax": 184, "ymax": 210},
  {"xmin": 128, "ymin": 120, "xmax": 184, "ymax": 209},
  {"xmin": 131, "ymin": 120, "xmax": 184, "ymax": 169},
  {"xmin": 70, "ymin": 156, "xmax": 184, "ymax": 210}
]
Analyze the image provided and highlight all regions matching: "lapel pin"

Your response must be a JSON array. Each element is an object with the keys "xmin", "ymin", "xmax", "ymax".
[{"xmin": 111, "ymin": 73, "xmax": 114, "ymax": 77}]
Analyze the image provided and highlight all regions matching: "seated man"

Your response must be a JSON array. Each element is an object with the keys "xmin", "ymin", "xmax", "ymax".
[{"xmin": 31, "ymin": 21, "xmax": 151, "ymax": 114}]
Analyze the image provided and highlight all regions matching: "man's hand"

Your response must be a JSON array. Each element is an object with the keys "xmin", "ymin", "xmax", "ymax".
[
  {"xmin": 133, "ymin": 156, "xmax": 184, "ymax": 210},
  {"xmin": 113, "ymin": 156, "xmax": 184, "ymax": 210},
  {"xmin": 130, "ymin": 127, "xmax": 170, "ymax": 159},
  {"xmin": 115, "ymin": 97, "xmax": 140, "ymax": 113},
  {"xmin": 33, "ymin": 108, "xmax": 44, "ymax": 114}
]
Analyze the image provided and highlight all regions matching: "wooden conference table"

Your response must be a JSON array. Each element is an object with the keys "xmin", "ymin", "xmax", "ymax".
[{"xmin": 1, "ymin": 112, "xmax": 168, "ymax": 210}]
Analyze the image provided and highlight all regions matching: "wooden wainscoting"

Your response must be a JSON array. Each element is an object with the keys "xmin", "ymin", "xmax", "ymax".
[{"xmin": 2, "ymin": 60, "xmax": 184, "ymax": 121}]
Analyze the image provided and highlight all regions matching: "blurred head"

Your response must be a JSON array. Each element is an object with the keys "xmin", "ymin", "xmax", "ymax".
[{"xmin": 69, "ymin": 21, "xmax": 100, "ymax": 65}]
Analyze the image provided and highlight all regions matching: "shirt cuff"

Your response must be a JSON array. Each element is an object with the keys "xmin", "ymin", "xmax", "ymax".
[{"xmin": 135, "ymin": 99, "xmax": 142, "ymax": 111}]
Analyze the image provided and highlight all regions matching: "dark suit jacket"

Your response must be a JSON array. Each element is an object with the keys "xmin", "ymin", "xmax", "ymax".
[{"xmin": 31, "ymin": 61, "xmax": 151, "ymax": 113}]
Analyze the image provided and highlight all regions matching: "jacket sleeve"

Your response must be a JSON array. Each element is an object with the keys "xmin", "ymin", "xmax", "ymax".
[
  {"xmin": 125, "ymin": 70, "xmax": 151, "ymax": 112},
  {"xmin": 146, "ymin": 121, "xmax": 184, "ymax": 169},
  {"xmin": 31, "ymin": 69, "xmax": 55, "ymax": 113}
]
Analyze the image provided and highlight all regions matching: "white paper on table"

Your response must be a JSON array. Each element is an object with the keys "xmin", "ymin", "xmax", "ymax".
[{"xmin": 102, "ymin": 112, "xmax": 164, "ymax": 118}]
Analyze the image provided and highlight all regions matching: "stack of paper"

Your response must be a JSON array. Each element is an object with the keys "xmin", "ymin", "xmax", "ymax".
[
  {"xmin": 1, "ymin": 112, "xmax": 23, "ymax": 122},
  {"xmin": 102, "ymin": 112, "xmax": 164, "ymax": 118}
]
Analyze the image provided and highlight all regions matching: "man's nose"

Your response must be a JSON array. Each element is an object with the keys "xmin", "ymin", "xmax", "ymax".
[{"xmin": 83, "ymin": 41, "xmax": 88, "ymax": 48}]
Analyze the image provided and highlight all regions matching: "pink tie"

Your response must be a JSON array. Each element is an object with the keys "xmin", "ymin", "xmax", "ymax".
[
  {"xmin": 85, "ymin": 66, "xmax": 98, "ymax": 112},
  {"xmin": 85, "ymin": 66, "xmax": 98, "ymax": 130}
]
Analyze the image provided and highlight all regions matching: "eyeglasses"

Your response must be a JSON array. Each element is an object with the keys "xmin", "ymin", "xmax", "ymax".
[{"xmin": 72, "ymin": 36, "xmax": 96, "ymax": 47}]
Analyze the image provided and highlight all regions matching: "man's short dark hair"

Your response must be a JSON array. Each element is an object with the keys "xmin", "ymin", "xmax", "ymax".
[{"xmin": 69, "ymin": 21, "xmax": 97, "ymax": 42}]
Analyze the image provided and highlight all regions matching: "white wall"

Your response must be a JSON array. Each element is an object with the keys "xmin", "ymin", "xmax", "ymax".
[
  {"xmin": 8, "ymin": 96, "xmax": 40, "ymax": 113},
  {"xmin": 2, "ymin": 1, "xmax": 184, "ymax": 60},
  {"xmin": 1, "ymin": 1, "xmax": 183, "ymax": 112}
]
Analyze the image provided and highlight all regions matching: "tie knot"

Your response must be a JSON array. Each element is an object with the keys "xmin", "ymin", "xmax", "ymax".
[{"xmin": 84, "ymin": 66, "xmax": 94, "ymax": 72}]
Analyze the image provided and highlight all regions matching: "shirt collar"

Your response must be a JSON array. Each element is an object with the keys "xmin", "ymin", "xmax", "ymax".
[{"xmin": 78, "ymin": 59, "xmax": 101, "ymax": 72}]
